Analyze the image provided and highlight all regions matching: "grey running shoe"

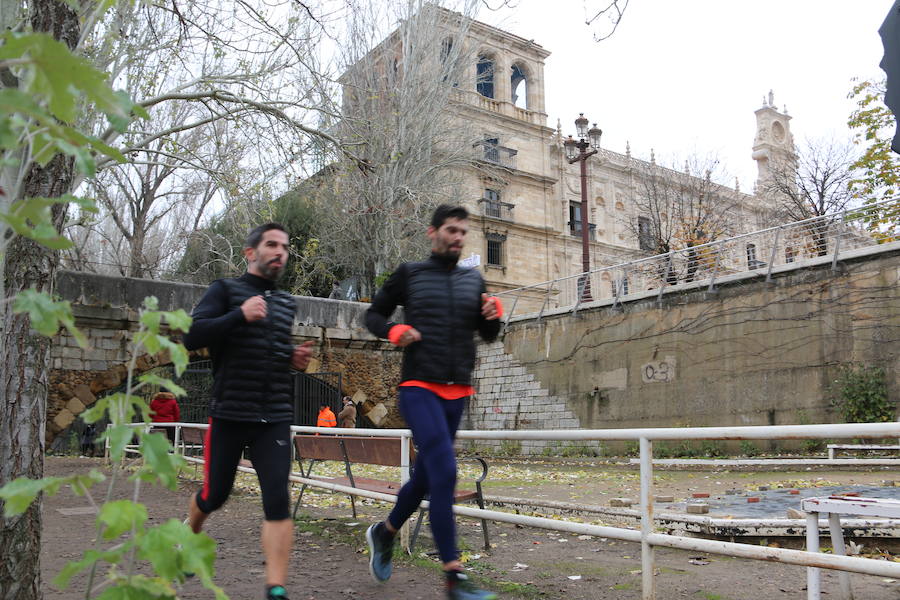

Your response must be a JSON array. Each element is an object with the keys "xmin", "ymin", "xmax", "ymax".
[
  {"xmin": 447, "ymin": 572, "xmax": 498, "ymax": 600},
  {"xmin": 365, "ymin": 522, "xmax": 394, "ymax": 582}
]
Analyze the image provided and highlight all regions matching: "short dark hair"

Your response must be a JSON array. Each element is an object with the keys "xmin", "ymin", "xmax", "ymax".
[
  {"xmin": 430, "ymin": 204, "xmax": 468, "ymax": 229},
  {"xmin": 245, "ymin": 223, "xmax": 287, "ymax": 249}
]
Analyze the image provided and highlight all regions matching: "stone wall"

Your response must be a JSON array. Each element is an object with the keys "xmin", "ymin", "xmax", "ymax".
[
  {"xmin": 469, "ymin": 248, "xmax": 900, "ymax": 453},
  {"xmin": 47, "ymin": 271, "xmax": 403, "ymax": 441}
]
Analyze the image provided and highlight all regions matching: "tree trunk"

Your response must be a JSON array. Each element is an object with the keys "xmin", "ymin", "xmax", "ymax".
[{"xmin": 0, "ymin": 2, "xmax": 79, "ymax": 598}]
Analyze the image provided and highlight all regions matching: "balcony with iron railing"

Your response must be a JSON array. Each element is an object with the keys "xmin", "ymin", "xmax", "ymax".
[
  {"xmin": 474, "ymin": 141, "xmax": 518, "ymax": 170},
  {"xmin": 479, "ymin": 197, "xmax": 515, "ymax": 221},
  {"xmin": 568, "ymin": 221, "xmax": 597, "ymax": 241}
]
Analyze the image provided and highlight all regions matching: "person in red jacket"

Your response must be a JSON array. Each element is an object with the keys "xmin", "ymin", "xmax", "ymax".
[{"xmin": 150, "ymin": 391, "xmax": 181, "ymax": 443}]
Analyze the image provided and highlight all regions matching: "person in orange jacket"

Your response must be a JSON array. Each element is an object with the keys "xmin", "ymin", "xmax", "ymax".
[
  {"xmin": 150, "ymin": 391, "xmax": 181, "ymax": 443},
  {"xmin": 316, "ymin": 404, "xmax": 337, "ymax": 429}
]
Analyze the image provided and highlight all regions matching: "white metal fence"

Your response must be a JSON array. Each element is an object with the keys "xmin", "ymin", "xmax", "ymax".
[
  {"xmin": 141, "ymin": 420, "xmax": 900, "ymax": 600},
  {"xmin": 496, "ymin": 198, "xmax": 900, "ymax": 318}
]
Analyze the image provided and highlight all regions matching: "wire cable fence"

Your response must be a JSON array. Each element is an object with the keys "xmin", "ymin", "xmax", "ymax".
[{"xmin": 496, "ymin": 198, "xmax": 900, "ymax": 318}]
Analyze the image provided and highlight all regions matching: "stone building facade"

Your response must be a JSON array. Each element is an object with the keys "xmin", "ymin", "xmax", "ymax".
[{"xmin": 405, "ymin": 10, "xmax": 797, "ymax": 309}]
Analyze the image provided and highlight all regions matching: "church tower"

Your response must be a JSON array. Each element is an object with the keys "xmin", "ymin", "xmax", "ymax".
[{"xmin": 751, "ymin": 90, "xmax": 795, "ymax": 190}]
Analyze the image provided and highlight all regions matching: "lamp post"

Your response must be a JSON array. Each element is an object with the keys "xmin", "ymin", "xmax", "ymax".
[{"xmin": 564, "ymin": 114, "xmax": 602, "ymax": 301}]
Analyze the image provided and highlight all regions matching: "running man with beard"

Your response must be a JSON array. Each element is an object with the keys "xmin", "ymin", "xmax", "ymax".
[
  {"xmin": 363, "ymin": 205, "xmax": 502, "ymax": 600},
  {"xmin": 183, "ymin": 223, "xmax": 314, "ymax": 600}
]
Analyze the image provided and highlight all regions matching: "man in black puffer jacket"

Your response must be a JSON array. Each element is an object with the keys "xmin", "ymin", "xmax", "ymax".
[
  {"xmin": 183, "ymin": 223, "xmax": 314, "ymax": 600},
  {"xmin": 363, "ymin": 205, "xmax": 502, "ymax": 600}
]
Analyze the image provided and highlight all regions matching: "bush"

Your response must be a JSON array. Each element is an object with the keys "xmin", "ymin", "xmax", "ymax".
[
  {"xmin": 740, "ymin": 440, "xmax": 761, "ymax": 457},
  {"xmin": 831, "ymin": 365, "xmax": 892, "ymax": 423}
]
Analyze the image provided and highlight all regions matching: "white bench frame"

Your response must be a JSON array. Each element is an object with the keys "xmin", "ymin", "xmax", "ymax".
[
  {"xmin": 801, "ymin": 495, "xmax": 900, "ymax": 600},
  {"xmin": 827, "ymin": 444, "xmax": 900, "ymax": 460}
]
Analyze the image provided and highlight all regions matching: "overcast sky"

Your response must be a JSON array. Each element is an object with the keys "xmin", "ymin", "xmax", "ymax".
[{"xmin": 478, "ymin": 0, "xmax": 893, "ymax": 190}]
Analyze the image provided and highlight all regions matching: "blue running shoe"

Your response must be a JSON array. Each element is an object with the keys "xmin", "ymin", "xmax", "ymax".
[
  {"xmin": 266, "ymin": 585, "xmax": 289, "ymax": 600},
  {"xmin": 366, "ymin": 522, "xmax": 394, "ymax": 582},
  {"xmin": 446, "ymin": 572, "xmax": 498, "ymax": 600}
]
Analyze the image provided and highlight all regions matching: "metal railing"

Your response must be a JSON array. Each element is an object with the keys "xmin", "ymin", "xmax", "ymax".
[
  {"xmin": 144, "ymin": 420, "xmax": 900, "ymax": 600},
  {"xmin": 473, "ymin": 140, "xmax": 517, "ymax": 170},
  {"xmin": 478, "ymin": 197, "xmax": 515, "ymax": 221},
  {"xmin": 497, "ymin": 198, "xmax": 900, "ymax": 317}
]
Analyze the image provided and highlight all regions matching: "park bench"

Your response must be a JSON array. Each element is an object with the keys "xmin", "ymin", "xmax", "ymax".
[
  {"xmin": 801, "ymin": 495, "xmax": 900, "ymax": 600},
  {"xmin": 291, "ymin": 434, "xmax": 490, "ymax": 551},
  {"xmin": 826, "ymin": 443, "xmax": 900, "ymax": 460}
]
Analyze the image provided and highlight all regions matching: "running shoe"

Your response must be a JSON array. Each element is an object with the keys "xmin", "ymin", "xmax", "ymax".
[
  {"xmin": 266, "ymin": 585, "xmax": 289, "ymax": 600},
  {"xmin": 447, "ymin": 572, "xmax": 498, "ymax": 600},
  {"xmin": 365, "ymin": 522, "xmax": 394, "ymax": 582}
]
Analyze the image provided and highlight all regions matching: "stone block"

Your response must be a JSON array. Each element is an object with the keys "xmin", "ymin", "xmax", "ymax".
[
  {"xmin": 61, "ymin": 346, "xmax": 82, "ymax": 359},
  {"xmin": 655, "ymin": 495, "xmax": 675, "ymax": 503},
  {"xmin": 609, "ymin": 498, "xmax": 634, "ymax": 507},
  {"xmin": 53, "ymin": 409, "xmax": 75, "ymax": 430},
  {"xmin": 89, "ymin": 361, "xmax": 109, "ymax": 371},
  {"xmin": 91, "ymin": 369, "xmax": 123, "ymax": 394},
  {"xmin": 351, "ymin": 389, "xmax": 367, "ymax": 404},
  {"xmin": 786, "ymin": 508, "xmax": 805, "ymax": 519},
  {"xmin": 62, "ymin": 358, "xmax": 84, "ymax": 370},
  {"xmin": 66, "ymin": 397, "xmax": 86, "ymax": 414},
  {"xmin": 74, "ymin": 384, "xmax": 96, "ymax": 406},
  {"xmin": 364, "ymin": 402, "xmax": 388, "ymax": 426},
  {"xmin": 305, "ymin": 357, "xmax": 322, "ymax": 373},
  {"xmin": 687, "ymin": 503, "xmax": 709, "ymax": 514}
]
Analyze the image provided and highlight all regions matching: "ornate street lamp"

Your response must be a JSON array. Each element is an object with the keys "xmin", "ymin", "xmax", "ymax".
[{"xmin": 566, "ymin": 114, "xmax": 602, "ymax": 301}]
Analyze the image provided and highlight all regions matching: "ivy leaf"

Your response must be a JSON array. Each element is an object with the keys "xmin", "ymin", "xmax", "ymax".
[
  {"xmin": 97, "ymin": 499, "xmax": 148, "ymax": 540},
  {"xmin": 0, "ymin": 476, "xmax": 66, "ymax": 516},
  {"xmin": 140, "ymin": 310, "xmax": 161, "ymax": 332}
]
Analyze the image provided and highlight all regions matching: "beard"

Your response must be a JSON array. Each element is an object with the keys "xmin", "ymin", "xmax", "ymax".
[{"xmin": 257, "ymin": 258, "xmax": 285, "ymax": 280}]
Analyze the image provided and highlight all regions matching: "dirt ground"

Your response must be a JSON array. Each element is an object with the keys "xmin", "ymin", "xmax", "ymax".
[{"xmin": 41, "ymin": 456, "xmax": 900, "ymax": 600}]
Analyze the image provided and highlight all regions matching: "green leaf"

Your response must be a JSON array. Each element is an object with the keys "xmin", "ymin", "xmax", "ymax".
[
  {"xmin": 54, "ymin": 547, "xmax": 127, "ymax": 589},
  {"xmin": 138, "ymin": 519, "xmax": 220, "ymax": 589},
  {"xmin": 140, "ymin": 310, "xmax": 162, "ymax": 332},
  {"xmin": 0, "ymin": 476, "xmax": 66, "ymax": 516},
  {"xmin": 138, "ymin": 373, "xmax": 186, "ymax": 397},
  {"xmin": 160, "ymin": 337, "xmax": 189, "ymax": 376},
  {"xmin": 142, "ymin": 296, "xmax": 159, "ymax": 311},
  {"xmin": 93, "ymin": 576, "xmax": 177, "ymax": 600},
  {"xmin": 162, "ymin": 309, "xmax": 192, "ymax": 333},
  {"xmin": 104, "ymin": 424, "xmax": 137, "ymax": 462},
  {"xmin": 133, "ymin": 432, "xmax": 184, "ymax": 490},
  {"xmin": 98, "ymin": 499, "xmax": 148, "ymax": 540},
  {"xmin": 68, "ymin": 469, "xmax": 106, "ymax": 496}
]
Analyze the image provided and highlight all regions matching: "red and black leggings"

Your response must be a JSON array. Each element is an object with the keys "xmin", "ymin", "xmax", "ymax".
[{"xmin": 195, "ymin": 418, "xmax": 292, "ymax": 521}]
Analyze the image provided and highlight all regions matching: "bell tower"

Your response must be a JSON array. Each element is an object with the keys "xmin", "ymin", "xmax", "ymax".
[{"xmin": 751, "ymin": 90, "xmax": 795, "ymax": 190}]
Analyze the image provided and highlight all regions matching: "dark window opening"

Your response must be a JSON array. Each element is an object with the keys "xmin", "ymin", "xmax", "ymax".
[
  {"xmin": 785, "ymin": 246, "xmax": 795, "ymax": 263},
  {"xmin": 511, "ymin": 64, "xmax": 527, "ymax": 108},
  {"xmin": 746, "ymin": 243, "xmax": 760, "ymax": 270},
  {"xmin": 484, "ymin": 189, "xmax": 501, "ymax": 217},
  {"xmin": 477, "ymin": 56, "xmax": 494, "ymax": 98},
  {"xmin": 486, "ymin": 234, "xmax": 506, "ymax": 266},
  {"xmin": 569, "ymin": 202, "xmax": 582, "ymax": 228},
  {"xmin": 637, "ymin": 216, "xmax": 654, "ymax": 251},
  {"xmin": 482, "ymin": 137, "xmax": 499, "ymax": 163}
]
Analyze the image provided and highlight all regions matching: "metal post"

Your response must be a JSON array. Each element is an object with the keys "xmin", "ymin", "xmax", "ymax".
[
  {"xmin": 400, "ymin": 432, "xmax": 411, "ymax": 551},
  {"xmin": 806, "ymin": 512, "xmax": 821, "ymax": 600},
  {"xmin": 766, "ymin": 226, "xmax": 782, "ymax": 283},
  {"xmin": 657, "ymin": 253, "xmax": 672, "ymax": 304},
  {"xmin": 707, "ymin": 246, "xmax": 722, "ymax": 293},
  {"xmin": 640, "ymin": 437, "xmax": 656, "ymax": 599},
  {"xmin": 831, "ymin": 233, "xmax": 842, "ymax": 272},
  {"xmin": 578, "ymin": 151, "xmax": 592, "ymax": 302},
  {"xmin": 827, "ymin": 513, "xmax": 854, "ymax": 600},
  {"xmin": 501, "ymin": 295, "xmax": 519, "ymax": 335}
]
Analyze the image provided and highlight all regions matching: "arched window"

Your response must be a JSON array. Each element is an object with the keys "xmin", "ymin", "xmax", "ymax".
[
  {"xmin": 440, "ymin": 38, "xmax": 457, "ymax": 85},
  {"xmin": 477, "ymin": 55, "xmax": 494, "ymax": 99},
  {"xmin": 510, "ymin": 63, "xmax": 527, "ymax": 108}
]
